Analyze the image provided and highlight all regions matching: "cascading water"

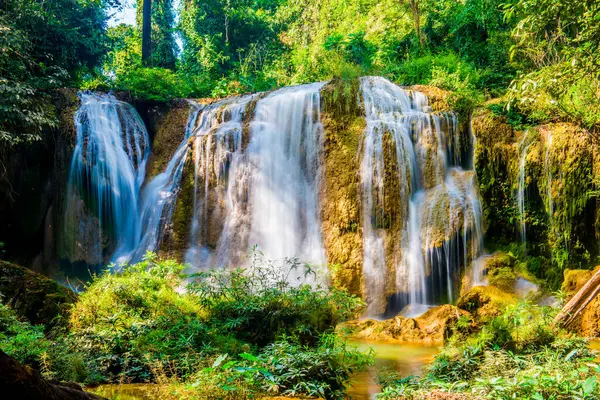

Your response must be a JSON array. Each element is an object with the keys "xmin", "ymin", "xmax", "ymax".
[
  {"xmin": 359, "ymin": 77, "xmax": 483, "ymax": 316},
  {"xmin": 64, "ymin": 93, "xmax": 149, "ymax": 266},
  {"xmin": 66, "ymin": 79, "xmax": 483, "ymax": 315},
  {"xmin": 517, "ymin": 131, "xmax": 533, "ymax": 248},
  {"xmin": 185, "ymin": 95, "xmax": 255, "ymax": 267},
  {"xmin": 190, "ymin": 83, "xmax": 327, "ymax": 274},
  {"xmin": 111, "ymin": 101, "xmax": 203, "ymax": 263},
  {"xmin": 244, "ymin": 82, "xmax": 327, "ymax": 271}
]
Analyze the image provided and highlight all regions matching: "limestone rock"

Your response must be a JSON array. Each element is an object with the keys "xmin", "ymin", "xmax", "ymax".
[
  {"xmin": 457, "ymin": 286, "xmax": 517, "ymax": 322},
  {"xmin": 341, "ymin": 304, "xmax": 471, "ymax": 343}
]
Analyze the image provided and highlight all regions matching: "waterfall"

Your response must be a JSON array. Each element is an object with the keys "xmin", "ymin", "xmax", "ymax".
[
  {"xmin": 209, "ymin": 83, "xmax": 327, "ymax": 274},
  {"xmin": 359, "ymin": 77, "xmax": 483, "ymax": 316},
  {"xmin": 65, "ymin": 93, "xmax": 149, "ymax": 266},
  {"xmin": 517, "ymin": 131, "xmax": 533, "ymax": 248},
  {"xmin": 185, "ymin": 95, "xmax": 255, "ymax": 267},
  {"xmin": 245, "ymin": 83, "xmax": 327, "ymax": 271},
  {"xmin": 181, "ymin": 83, "xmax": 327, "ymax": 276},
  {"xmin": 66, "ymin": 79, "xmax": 483, "ymax": 314}
]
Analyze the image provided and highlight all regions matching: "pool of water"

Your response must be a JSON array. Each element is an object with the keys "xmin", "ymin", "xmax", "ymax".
[
  {"xmin": 88, "ymin": 383, "xmax": 159, "ymax": 400},
  {"xmin": 345, "ymin": 340, "xmax": 441, "ymax": 400}
]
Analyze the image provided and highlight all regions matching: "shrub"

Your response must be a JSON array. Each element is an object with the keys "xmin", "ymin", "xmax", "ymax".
[
  {"xmin": 68, "ymin": 254, "xmax": 215, "ymax": 383},
  {"xmin": 188, "ymin": 251, "xmax": 364, "ymax": 347},
  {"xmin": 378, "ymin": 302, "xmax": 600, "ymax": 399},
  {"xmin": 0, "ymin": 303, "xmax": 49, "ymax": 367}
]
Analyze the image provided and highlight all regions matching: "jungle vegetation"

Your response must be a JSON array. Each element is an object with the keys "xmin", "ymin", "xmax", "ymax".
[
  {"xmin": 2, "ymin": 1, "xmax": 600, "ymax": 399},
  {"xmin": 1, "ymin": 0, "xmax": 599, "ymax": 145}
]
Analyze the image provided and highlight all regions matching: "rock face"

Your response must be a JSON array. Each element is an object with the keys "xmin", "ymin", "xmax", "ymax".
[
  {"xmin": 0, "ymin": 260, "xmax": 76, "ymax": 328},
  {"xmin": 472, "ymin": 106, "xmax": 600, "ymax": 288},
  {"xmin": 457, "ymin": 285, "xmax": 517, "ymax": 323},
  {"xmin": 320, "ymin": 78, "xmax": 365, "ymax": 297},
  {"xmin": 561, "ymin": 266, "xmax": 600, "ymax": 337},
  {"xmin": 340, "ymin": 304, "xmax": 471, "ymax": 343},
  {"xmin": 0, "ymin": 349, "xmax": 105, "ymax": 400}
]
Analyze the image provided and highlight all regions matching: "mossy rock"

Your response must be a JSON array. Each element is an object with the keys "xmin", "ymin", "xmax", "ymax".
[
  {"xmin": 457, "ymin": 286, "xmax": 517, "ymax": 323},
  {"xmin": 0, "ymin": 260, "xmax": 77, "ymax": 328},
  {"xmin": 145, "ymin": 100, "xmax": 192, "ymax": 179},
  {"xmin": 340, "ymin": 304, "xmax": 472, "ymax": 344},
  {"xmin": 484, "ymin": 252, "xmax": 518, "ymax": 292},
  {"xmin": 319, "ymin": 77, "xmax": 365, "ymax": 297},
  {"xmin": 409, "ymin": 85, "xmax": 452, "ymax": 112}
]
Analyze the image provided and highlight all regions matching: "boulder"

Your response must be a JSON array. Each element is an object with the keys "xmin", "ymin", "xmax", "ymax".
[
  {"xmin": 340, "ymin": 304, "xmax": 472, "ymax": 343},
  {"xmin": 457, "ymin": 285, "xmax": 517, "ymax": 322},
  {"xmin": 0, "ymin": 349, "xmax": 105, "ymax": 400},
  {"xmin": 0, "ymin": 260, "xmax": 76, "ymax": 328}
]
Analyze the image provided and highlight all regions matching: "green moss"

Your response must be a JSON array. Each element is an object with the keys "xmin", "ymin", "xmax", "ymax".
[
  {"xmin": 473, "ymin": 107, "xmax": 600, "ymax": 289},
  {"xmin": 0, "ymin": 260, "xmax": 76, "ymax": 329},
  {"xmin": 160, "ymin": 143, "xmax": 195, "ymax": 261},
  {"xmin": 320, "ymin": 76, "xmax": 365, "ymax": 296},
  {"xmin": 146, "ymin": 100, "xmax": 191, "ymax": 179}
]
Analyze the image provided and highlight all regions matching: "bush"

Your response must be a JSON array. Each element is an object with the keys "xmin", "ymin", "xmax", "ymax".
[
  {"xmin": 189, "ymin": 251, "xmax": 364, "ymax": 347},
  {"xmin": 68, "ymin": 254, "xmax": 215, "ymax": 383},
  {"xmin": 0, "ymin": 303, "xmax": 49, "ymax": 367},
  {"xmin": 378, "ymin": 302, "xmax": 600, "ymax": 399},
  {"xmin": 179, "ymin": 334, "xmax": 372, "ymax": 400}
]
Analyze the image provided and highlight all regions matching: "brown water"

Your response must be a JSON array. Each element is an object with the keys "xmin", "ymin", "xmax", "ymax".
[
  {"xmin": 345, "ymin": 340, "xmax": 441, "ymax": 400},
  {"xmin": 88, "ymin": 383, "xmax": 160, "ymax": 400}
]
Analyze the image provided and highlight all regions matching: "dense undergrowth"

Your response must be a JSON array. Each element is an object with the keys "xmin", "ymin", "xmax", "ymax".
[
  {"xmin": 377, "ymin": 302, "xmax": 600, "ymax": 399},
  {"xmin": 2, "ymin": 251, "xmax": 599, "ymax": 399},
  {"xmin": 0, "ymin": 252, "xmax": 371, "ymax": 399}
]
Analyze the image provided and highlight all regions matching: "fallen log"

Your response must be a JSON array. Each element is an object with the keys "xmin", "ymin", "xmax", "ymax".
[{"xmin": 554, "ymin": 268, "xmax": 600, "ymax": 329}]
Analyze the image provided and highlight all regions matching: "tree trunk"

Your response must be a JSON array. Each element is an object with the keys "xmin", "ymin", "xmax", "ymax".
[
  {"xmin": 401, "ymin": 0, "xmax": 423, "ymax": 47},
  {"xmin": 554, "ymin": 268, "xmax": 600, "ymax": 329},
  {"xmin": 142, "ymin": 0, "xmax": 152, "ymax": 65}
]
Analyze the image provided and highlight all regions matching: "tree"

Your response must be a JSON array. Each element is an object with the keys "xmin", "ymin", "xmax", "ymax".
[
  {"xmin": 554, "ymin": 269, "xmax": 600, "ymax": 328},
  {"xmin": 505, "ymin": 0, "xmax": 600, "ymax": 133},
  {"xmin": 141, "ymin": 0, "xmax": 152, "ymax": 65},
  {"xmin": 0, "ymin": 0, "xmax": 113, "ymax": 146},
  {"xmin": 138, "ymin": 0, "xmax": 176, "ymax": 69},
  {"xmin": 401, "ymin": 0, "xmax": 423, "ymax": 47}
]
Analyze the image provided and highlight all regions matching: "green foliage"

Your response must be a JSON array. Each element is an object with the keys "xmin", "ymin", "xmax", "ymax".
[
  {"xmin": 505, "ymin": 0, "xmax": 600, "ymax": 133},
  {"xmin": 378, "ymin": 302, "xmax": 600, "ymax": 399},
  {"xmin": 0, "ymin": 251, "xmax": 367, "ymax": 398},
  {"xmin": 0, "ymin": 0, "xmax": 115, "ymax": 145},
  {"xmin": 67, "ymin": 253, "xmax": 211, "ymax": 382},
  {"xmin": 189, "ymin": 250, "xmax": 364, "ymax": 347},
  {"xmin": 0, "ymin": 303, "xmax": 49, "ymax": 367},
  {"xmin": 190, "ymin": 334, "xmax": 372, "ymax": 399}
]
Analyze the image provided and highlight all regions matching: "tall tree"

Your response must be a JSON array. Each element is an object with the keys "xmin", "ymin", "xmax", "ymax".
[
  {"xmin": 401, "ymin": 0, "xmax": 423, "ymax": 47},
  {"xmin": 138, "ymin": 0, "xmax": 176, "ymax": 69},
  {"xmin": 141, "ymin": 0, "xmax": 152, "ymax": 65}
]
